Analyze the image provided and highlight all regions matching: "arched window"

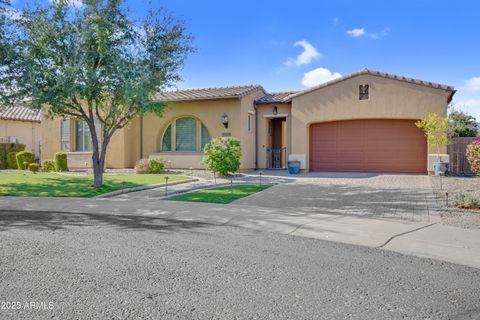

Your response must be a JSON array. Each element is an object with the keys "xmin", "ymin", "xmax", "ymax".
[{"xmin": 160, "ymin": 117, "xmax": 211, "ymax": 152}]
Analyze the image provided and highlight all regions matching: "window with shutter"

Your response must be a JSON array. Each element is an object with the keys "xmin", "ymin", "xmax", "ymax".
[
  {"xmin": 60, "ymin": 119, "xmax": 70, "ymax": 151},
  {"xmin": 201, "ymin": 123, "xmax": 211, "ymax": 150},
  {"xmin": 175, "ymin": 117, "xmax": 197, "ymax": 152},
  {"xmin": 161, "ymin": 124, "xmax": 172, "ymax": 151},
  {"xmin": 75, "ymin": 120, "xmax": 92, "ymax": 152}
]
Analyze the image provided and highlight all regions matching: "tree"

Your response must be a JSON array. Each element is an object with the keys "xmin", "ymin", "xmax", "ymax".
[
  {"xmin": 0, "ymin": 0, "xmax": 193, "ymax": 187},
  {"xmin": 448, "ymin": 109, "xmax": 479, "ymax": 137},
  {"xmin": 416, "ymin": 113, "xmax": 450, "ymax": 163}
]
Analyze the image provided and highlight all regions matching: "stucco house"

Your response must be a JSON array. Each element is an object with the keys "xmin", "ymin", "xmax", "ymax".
[
  {"xmin": 41, "ymin": 69, "xmax": 455, "ymax": 173},
  {"xmin": 0, "ymin": 106, "xmax": 42, "ymax": 158}
]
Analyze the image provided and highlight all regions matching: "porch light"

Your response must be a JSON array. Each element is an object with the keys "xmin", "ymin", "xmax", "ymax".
[
  {"xmin": 221, "ymin": 112, "xmax": 229, "ymax": 128},
  {"xmin": 272, "ymin": 106, "xmax": 278, "ymax": 115}
]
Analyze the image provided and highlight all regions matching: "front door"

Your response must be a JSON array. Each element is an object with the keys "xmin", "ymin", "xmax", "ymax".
[{"xmin": 267, "ymin": 117, "xmax": 286, "ymax": 169}]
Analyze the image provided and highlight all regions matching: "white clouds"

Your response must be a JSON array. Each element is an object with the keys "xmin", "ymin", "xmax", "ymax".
[
  {"xmin": 302, "ymin": 67, "xmax": 342, "ymax": 87},
  {"xmin": 465, "ymin": 77, "xmax": 480, "ymax": 91},
  {"xmin": 284, "ymin": 40, "xmax": 321, "ymax": 67},
  {"xmin": 458, "ymin": 98, "xmax": 480, "ymax": 108},
  {"xmin": 346, "ymin": 28, "xmax": 365, "ymax": 37},
  {"xmin": 347, "ymin": 27, "xmax": 390, "ymax": 39}
]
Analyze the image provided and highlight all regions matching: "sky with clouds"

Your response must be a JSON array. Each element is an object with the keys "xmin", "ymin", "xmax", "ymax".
[{"xmin": 9, "ymin": 0, "xmax": 480, "ymax": 119}]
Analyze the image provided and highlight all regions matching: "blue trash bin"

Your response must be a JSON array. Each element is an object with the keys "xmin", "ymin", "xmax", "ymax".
[{"xmin": 287, "ymin": 161, "xmax": 301, "ymax": 174}]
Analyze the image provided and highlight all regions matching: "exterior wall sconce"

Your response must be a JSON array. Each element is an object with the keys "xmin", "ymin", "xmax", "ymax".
[
  {"xmin": 221, "ymin": 112, "xmax": 229, "ymax": 128},
  {"xmin": 272, "ymin": 106, "xmax": 278, "ymax": 115}
]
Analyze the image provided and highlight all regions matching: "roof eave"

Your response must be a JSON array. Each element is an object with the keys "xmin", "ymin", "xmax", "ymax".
[{"xmin": 284, "ymin": 69, "xmax": 455, "ymax": 102}]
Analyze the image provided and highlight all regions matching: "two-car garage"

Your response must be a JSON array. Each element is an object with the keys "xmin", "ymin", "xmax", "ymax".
[{"xmin": 309, "ymin": 119, "xmax": 427, "ymax": 173}]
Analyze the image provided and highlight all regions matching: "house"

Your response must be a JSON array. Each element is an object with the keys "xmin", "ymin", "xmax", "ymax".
[
  {"xmin": 0, "ymin": 105, "xmax": 42, "ymax": 158},
  {"xmin": 40, "ymin": 69, "xmax": 455, "ymax": 173}
]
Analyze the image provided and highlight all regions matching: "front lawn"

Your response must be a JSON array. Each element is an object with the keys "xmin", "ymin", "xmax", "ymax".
[
  {"xmin": 168, "ymin": 184, "xmax": 271, "ymax": 204},
  {"xmin": 0, "ymin": 173, "xmax": 189, "ymax": 197}
]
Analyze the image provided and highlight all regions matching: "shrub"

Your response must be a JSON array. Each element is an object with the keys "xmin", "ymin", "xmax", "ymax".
[
  {"xmin": 28, "ymin": 163, "xmax": 39, "ymax": 173},
  {"xmin": 203, "ymin": 137, "xmax": 241, "ymax": 176},
  {"xmin": 0, "ymin": 143, "xmax": 25, "ymax": 169},
  {"xmin": 54, "ymin": 152, "xmax": 68, "ymax": 172},
  {"xmin": 16, "ymin": 151, "xmax": 35, "ymax": 170},
  {"xmin": 453, "ymin": 193, "xmax": 480, "ymax": 209},
  {"xmin": 148, "ymin": 158, "xmax": 165, "ymax": 174},
  {"xmin": 466, "ymin": 138, "xmax": 480, "ymax": 175},
  {"xmin": 134, "ymin": 159, "xmax": 150, "ymax": 174},
  {"xmin": 42, "ymin": 159, "xmax": 56, "ymax": 172},
  {"xmin": 7, "ymin": 152, "xmax": 18, "ymax": 169}
]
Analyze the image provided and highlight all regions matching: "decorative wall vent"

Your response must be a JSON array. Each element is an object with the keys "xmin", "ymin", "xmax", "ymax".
[{"xmin": 359, "ymin": 84, "xmax": 369, "ymax": 100}]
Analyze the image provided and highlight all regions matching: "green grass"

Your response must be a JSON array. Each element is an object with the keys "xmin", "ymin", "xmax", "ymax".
[
  {"xmin": 0, "ymin": 172, "xmax": 189, "ymax": 197},
  {"xmin": 168, "ymin": 184, "xmax": 272, "ymax": 204}
]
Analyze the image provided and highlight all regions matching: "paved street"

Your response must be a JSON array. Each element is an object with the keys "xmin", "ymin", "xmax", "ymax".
[{"xmin": 1, "ymin": 209, "xmax": 480, "ymax": 320}]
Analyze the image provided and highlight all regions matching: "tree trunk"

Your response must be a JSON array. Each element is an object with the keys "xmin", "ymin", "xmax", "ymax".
[{"xmin": 92, "ymin": 147, "xmax": 103, "ymax": 188}]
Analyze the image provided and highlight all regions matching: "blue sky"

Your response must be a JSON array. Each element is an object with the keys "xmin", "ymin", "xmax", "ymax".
[{"xmin": 11, "ymin": 0, "xmax": 480, "ymax": 119}]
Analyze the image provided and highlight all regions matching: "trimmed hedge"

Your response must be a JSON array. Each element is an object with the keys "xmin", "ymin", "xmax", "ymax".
[
  {"xmin": 7, "ymin": 152, "xmax": 18, "ymax": 169},
  {"xmin": 16, "ymin": 151, "xmax": 35, "ymax": 170},
  {"xmin": 28, "ymin": 163, "xmax": 39, "ymax": 173},
  {"xmin": 148, "ymin": 158, "xmax": 165, "ymax": 174},
  {"xmin": 42, "ymin": 159, "xmax": 55, "ymax": 172},
  {"xmin": 54, "ymin": 152, "xmax": 68, "ymax": 172},
  {"xmin": 134, "ymin": 158, "xmax": 166, "ymax": 174},
  {"xmin": 0, "ymin": 143, "xmax": 25, "ymax": 169}
]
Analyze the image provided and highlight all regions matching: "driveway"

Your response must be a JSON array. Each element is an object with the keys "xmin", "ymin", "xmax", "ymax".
[{"xmin": 234, "ymin": 173, "xmax": 436, "ymax": 223}]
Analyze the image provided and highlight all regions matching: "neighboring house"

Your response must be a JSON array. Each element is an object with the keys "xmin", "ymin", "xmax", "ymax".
[
  {"xmin": 40, "ymin": 69, "xmax": 455, "ymax": 173},
  {"xmin": 0, "ymin": 106, "xmax": 42, "ymax": 158}
]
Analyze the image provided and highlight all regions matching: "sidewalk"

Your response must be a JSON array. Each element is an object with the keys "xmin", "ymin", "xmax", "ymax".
[{"xmin": 1, "ymin": 196, "xmax": 479, "ymax": 269}]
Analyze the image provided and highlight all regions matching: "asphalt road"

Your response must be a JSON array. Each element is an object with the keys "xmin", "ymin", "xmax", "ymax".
[{"xmin": 1, "ymin": 210, "xmax": 479, "ymax": 319}]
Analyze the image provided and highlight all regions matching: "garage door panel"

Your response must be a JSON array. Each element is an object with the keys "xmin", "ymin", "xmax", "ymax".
[{"xmin": 309, "ymin": 119, "xmax": 427, "ymax": 173}]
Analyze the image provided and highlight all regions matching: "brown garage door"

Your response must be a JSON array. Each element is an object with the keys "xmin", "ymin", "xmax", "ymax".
[{"xmin": 309, "ymin": 119, "xmax": 427, "ymax": 173}]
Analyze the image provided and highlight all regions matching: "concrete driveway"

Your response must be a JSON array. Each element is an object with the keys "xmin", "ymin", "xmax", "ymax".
[{"xmin": 234, "ymin": 173, "xmax": 436, "ymax": 223}]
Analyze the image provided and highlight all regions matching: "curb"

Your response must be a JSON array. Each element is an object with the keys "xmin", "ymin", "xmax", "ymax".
[{"xmin": 95, "ymin": 178, "xmax": 199, "ymax": 198}]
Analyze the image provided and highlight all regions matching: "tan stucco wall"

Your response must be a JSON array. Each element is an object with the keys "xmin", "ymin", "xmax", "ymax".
[
  {"xmin": 41, "ymin": 114, "xmax": 130, "ymax": 169},
  {"xmin": 141, "ymin": 99, "xmax": 242, "ymax": 169},
  {"xmin": 255, "ymin": 103, "xmax": 291, "ymax": 169},
  {"xmin": 290, "ymin": 74, "xmax": 451, "ymax": 171},
  {"xmin": 141, "ymin": 91, "xmax": 264, "ymax": 170},
  {"xmin": 0, "ymin": 119, "xmax": 42, "ymax": 158}
]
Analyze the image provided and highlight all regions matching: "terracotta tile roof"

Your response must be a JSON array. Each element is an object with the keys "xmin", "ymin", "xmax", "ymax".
[
  {"xmin": 0, "ymin": 105, "xmax": 41, "ymax": 122},
  {"xmin": 285, "ymin": 68, "xmax": 456, "ymax": 101},
  {"xmin": 255, "ymin": 91, "xmax": 298, "ymax": 104},
  {"xmin": 155, "ymin": 85, "xmax": 265, "ymax": 102}
]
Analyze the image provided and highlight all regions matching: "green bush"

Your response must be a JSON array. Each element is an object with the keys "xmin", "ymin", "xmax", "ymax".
[
  {"xmin": 42, "ymin": 159, "xmax": 55, "ymax": 172},
  {"xmin": 453, "ymin": 193, "xmax": 480, "ymax": 209},
  {"xmin": 7, "ymin": 152, "xmax": 18, "ymax": 169},
  {"xmin": 0, "ymin": 143, "xmax": 25, "ymax": 169},
  {"xmin": 54, "ymin": 152, "xmax": 68, "ymax": 172},
  {"xmin": 134, "ymin": 159, "xmax": 150, "ymax": 174},
  {"xmin": 203, "ymin": 137, "xmax": 241, "ymax": 176},
  {"xmin": 148, "ymin": 158, "xmax": 165, "ymax": 174},
  {"xmin": 28, "ymin": 163, "xmax": 39, "ymax": 173},
  {"xmin": 16, "ymin": 151, "xmax": 35, "ymax": 170}
]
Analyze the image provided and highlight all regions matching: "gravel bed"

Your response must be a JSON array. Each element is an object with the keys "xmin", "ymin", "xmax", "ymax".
[{"xmin": 430, "ymin": 176, "xmax": 480, "ymax": 229}]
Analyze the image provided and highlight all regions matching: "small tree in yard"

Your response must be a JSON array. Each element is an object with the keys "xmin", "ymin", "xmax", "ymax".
[
  {"xmin": 448, "ymin": 108, "xmax": 479, "ymax": 138},
  {"xmin": 0, "ymin": 0, "xmax": 193, "ymax": 187},
  {"xmin": 466, "ymin": 138, "xmax": 480, "ymax": 175},
  {"xmin": 203, "ymin": 137, "xmax": 242, "ymax": 176},
  {"xmin": 416, "ymin": 113, "xmax": 450, "ymax": 163}
]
